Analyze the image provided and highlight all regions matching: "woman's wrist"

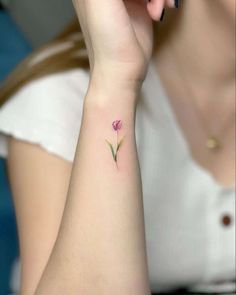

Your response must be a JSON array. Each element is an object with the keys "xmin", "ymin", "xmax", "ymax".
[{"xmin": 85, "ymin": 72, "xmax": 142, "ymax": 110}]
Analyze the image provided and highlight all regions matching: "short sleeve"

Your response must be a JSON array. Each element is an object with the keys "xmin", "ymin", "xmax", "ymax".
[{"xmin": 0, "ymin": 68, "xmax": 90, "ymax": 162}]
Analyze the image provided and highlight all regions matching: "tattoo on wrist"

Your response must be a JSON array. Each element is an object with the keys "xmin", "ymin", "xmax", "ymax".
[{"xmin": 105, "ymin": 120, "xmax": 124, "ymax": 169}]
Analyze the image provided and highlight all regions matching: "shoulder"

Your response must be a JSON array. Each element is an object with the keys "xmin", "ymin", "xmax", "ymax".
[
  {"xmin": 0, "ymin": 68, "xmax": 91, "ymax": 122},
  {"xmin": 0, "ymin": 69, "xmax": 90, "ymax": 162},
  {"xmin": 11, "ymin": 68, "xmax": 90, "ymax": 102}
]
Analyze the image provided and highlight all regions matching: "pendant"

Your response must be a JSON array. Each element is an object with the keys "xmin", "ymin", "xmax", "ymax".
[{"xmin": 206, "ymin": 136, "xmax": 221, "ymax": 151}]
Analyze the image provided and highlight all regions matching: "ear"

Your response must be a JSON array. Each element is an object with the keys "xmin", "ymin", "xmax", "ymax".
[{"xmin": 147, "ymin": 0, "xmax": 165, "ymax": 21}]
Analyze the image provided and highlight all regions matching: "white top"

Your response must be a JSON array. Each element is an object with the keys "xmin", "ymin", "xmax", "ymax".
[{"xmin": 0, "ymin": 58, "xmax": 235, "ymax": 294}]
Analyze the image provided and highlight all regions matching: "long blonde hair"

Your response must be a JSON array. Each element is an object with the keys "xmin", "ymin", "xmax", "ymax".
[
  {"xmin": 0, "ymin": 12, "xmax": 178, "ymax": 108},
  {"xmin": 0, "ymin": 19, "xmax": 89, "ymax": 108}
]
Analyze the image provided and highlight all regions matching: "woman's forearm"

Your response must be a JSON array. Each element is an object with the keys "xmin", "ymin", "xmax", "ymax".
[{"xmin": 35, "ymin": 81, "xmax": 150, "ymax": 295}]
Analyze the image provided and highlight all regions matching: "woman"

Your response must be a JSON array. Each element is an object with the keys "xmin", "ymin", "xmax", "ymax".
[{"xmin": 0, "ymin": 0, "xmax": 235, "ymax": 294}]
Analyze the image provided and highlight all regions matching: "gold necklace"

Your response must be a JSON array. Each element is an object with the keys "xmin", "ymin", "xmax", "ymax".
[
  {"xmin": 206, "ymin": 136, "xmax": 221, "ymax": 151},
  {"xmin": 182, "ymin": 85, "xmax": 234, "ymax": 152},
  {"xmin": 168, "ymin": 44, "xmax": 235, "ymax": 152}
]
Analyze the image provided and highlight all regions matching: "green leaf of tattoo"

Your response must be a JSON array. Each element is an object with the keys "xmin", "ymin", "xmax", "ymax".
[
  {"xmin": 105, "ymin": 140, "xmax": 116, "ymax": 162},
  {"xmin": 117, "ymin": 136, "xmax": 125, "ymax": 152}
]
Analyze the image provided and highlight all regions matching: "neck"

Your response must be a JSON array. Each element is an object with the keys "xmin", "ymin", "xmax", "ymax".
[{"xmin": 155, "ymin": 0, "xmax": 235, "ymax": 94}]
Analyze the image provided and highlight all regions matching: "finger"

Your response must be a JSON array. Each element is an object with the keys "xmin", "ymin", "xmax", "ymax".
[
  {"xmin": 165, "ymin": 0, "xmax": 179, "ymax": 8},
  {"xmin": 147, "ymin": 0, "xmax": 165, "ymax": 21}
]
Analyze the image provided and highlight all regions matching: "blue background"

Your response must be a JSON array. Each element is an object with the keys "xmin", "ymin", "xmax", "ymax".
[{"xmin": 0, "ymin": 10, "xmax": 31, "ymax": 294}]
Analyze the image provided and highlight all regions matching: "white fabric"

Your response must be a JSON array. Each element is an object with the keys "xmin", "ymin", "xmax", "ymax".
[{"xmin": 0, "ymin": 58, "xmax": 235, "ymax": 294}]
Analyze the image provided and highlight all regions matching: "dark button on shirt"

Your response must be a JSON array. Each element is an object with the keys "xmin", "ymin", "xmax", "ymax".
[{"xmin": 221, "ymin": 214, "xmax": 232, "ymax": 227}]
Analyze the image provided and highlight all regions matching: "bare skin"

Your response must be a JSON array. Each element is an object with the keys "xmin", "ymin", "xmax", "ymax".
[
  {"xmin": 154, "ymin": 0, "xmax": 235, "ymax": 187},
  {"xmin": 6, "ymin": 0, "xmax": 235, "ymax": 294}
]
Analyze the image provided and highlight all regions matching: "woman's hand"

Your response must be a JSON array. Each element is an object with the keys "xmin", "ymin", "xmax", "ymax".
[{"xmin": 73, "ymin": 0, "xmax": 177, "ymax": 90}]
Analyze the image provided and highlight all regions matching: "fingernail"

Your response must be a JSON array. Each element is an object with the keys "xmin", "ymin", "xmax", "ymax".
[
  {"xmin": 160, "ymin": 9, "xmax": 165, "ymax": 21},
  {"xmin": 174, "ymin": 0, "xmax": 179, "ymax": 8}
]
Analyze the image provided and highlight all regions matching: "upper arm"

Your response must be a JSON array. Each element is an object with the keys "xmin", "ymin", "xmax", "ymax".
[{"xmin": 7, "ymin": 137, "xmax": 73, "ymax": 295}]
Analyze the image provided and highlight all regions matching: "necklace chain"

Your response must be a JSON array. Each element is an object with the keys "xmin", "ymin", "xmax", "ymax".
[{"xmin": 168, "ymin": 42, "xmax": 235, "ymax": 152}]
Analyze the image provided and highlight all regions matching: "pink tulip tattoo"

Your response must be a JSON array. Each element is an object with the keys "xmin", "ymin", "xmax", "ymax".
[
  {"xmin": 106, "ymin": 120, "xmax": 124, "ymax": 169},
  {"xmin": 112, "ymin": 120, "xmax": 122, "ymax": 131}
]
